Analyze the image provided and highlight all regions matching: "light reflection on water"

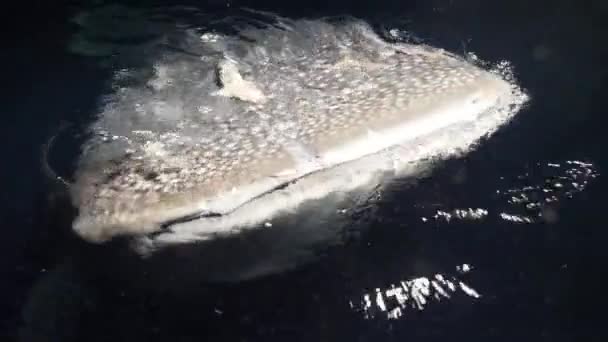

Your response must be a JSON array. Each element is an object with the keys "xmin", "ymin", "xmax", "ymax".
[
  {"xmin": 495, "ymin": 160, "xmax": 599, "ymax": 224},
  {"xmin": 418, "ymin": 160, "xmax": 599, "ymax": 225},
  {"xmin": 350, "ymin": 264, "xmax": 480, "ymax": 320}
]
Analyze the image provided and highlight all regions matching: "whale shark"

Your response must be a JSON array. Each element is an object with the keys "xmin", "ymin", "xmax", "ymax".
[{"xmin": 69, "ymin": 12, "xmax": 528, "ymax": 248}]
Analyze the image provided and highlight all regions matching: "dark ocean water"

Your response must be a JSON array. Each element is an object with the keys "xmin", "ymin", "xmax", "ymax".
[{"xmin": 2, "ymin": 0, "xmax": 607, "ymax": 341}]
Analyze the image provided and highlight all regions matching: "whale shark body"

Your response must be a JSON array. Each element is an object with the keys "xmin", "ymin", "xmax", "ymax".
[{"xmin": 70, "ymin": 12, "xmax": 528, "ymax": 250}]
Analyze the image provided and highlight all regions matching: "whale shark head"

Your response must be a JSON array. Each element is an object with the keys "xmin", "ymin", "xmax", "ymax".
[{"xmin": 70, "ymin": 14, "xmax": 527, "ymax": 245}]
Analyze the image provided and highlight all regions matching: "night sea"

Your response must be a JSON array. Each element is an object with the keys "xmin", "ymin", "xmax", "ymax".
[{"xmin": 2, "ymin": 0, "xmax": 607, "ymax": 341}]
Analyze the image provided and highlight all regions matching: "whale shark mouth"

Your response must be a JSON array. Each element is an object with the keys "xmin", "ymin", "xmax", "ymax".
[{"xmin": 69, "ymin": 11, "xmax": 528, "ymax": 245}]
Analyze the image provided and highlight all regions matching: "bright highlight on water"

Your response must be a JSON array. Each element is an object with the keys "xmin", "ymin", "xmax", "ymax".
[{"xmin": 70, "ymin": 10, "xmax": 528, "ymax": 247}]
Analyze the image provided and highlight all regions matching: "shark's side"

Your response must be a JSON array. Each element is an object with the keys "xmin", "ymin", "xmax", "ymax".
[{"xmin": 70, "ymin": 13, "xmax": 528, "ymax": 246}]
